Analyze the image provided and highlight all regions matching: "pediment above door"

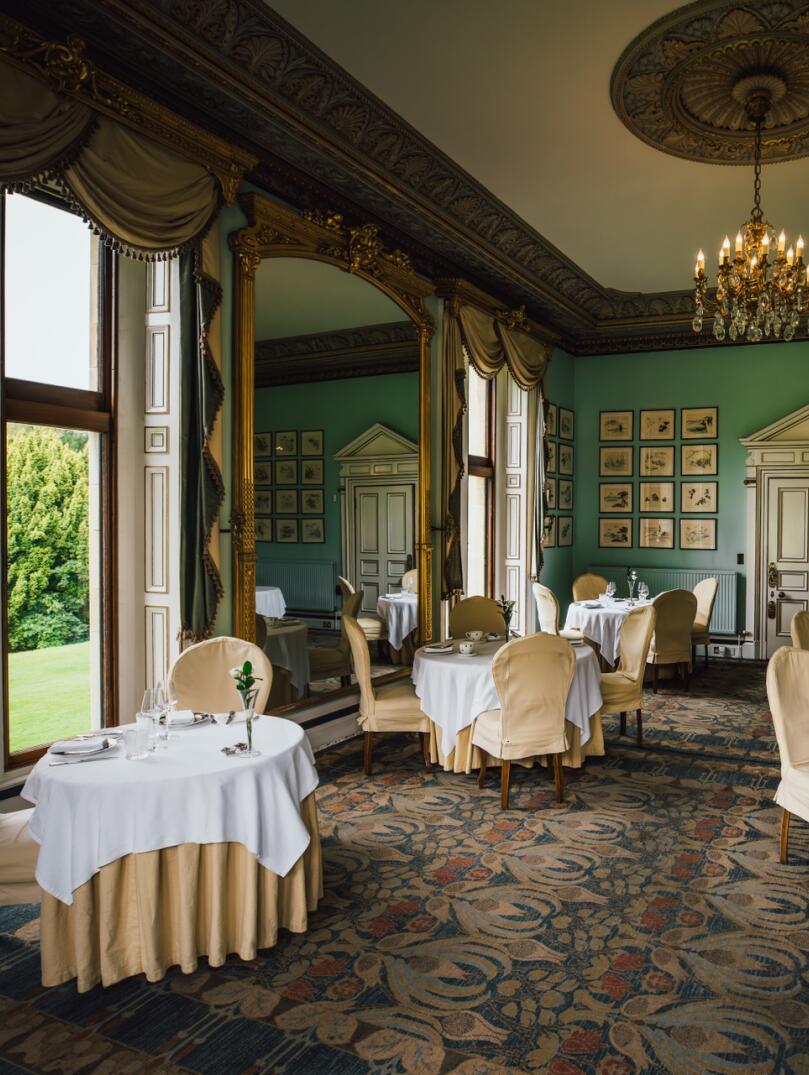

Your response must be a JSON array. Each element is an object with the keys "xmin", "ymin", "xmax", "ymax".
[
  {"xmin": 335, "ymin": 423, "xmax": 417, "ymax": 468},
  {"xmin": 741, "ymin": 402, "xmax": 809, "ymax": 466}
]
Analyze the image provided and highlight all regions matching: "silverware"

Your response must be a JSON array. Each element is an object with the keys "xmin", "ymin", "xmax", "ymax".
[{"xmin": 226, "ymin": 711, "xmax": 235, "ymax": 725}]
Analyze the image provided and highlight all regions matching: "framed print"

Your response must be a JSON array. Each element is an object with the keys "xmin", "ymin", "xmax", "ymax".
[
  {"xmin": 680, "ymin": 518, "xmax": 717, "ymax": 550},
  {"xmin": 301, "ymin": 518, "xmax": 325, "ymax": 544},
  {"xmin": 255, "ymin": 490, "xmax": 272, "ymax": 515},
  {"xmin": 558, "ymin": 516, "xmax": 573, "ymax": 547},
  {"xmin": 255, "ymin": 519, "xmax": 273, "ymax": 542},
  {"xmin": 545, "ymin": 402, "xmax": 558, "ymax": 437},
  {"xmin": 254, "ymin": 432, "xmax": 273, "ymax": 457},
  {"xmin": 254, "ymin": 460, "xmax": 272, "ymax": 485},
  {"xmin": 682, "ymin": 406, "xmax": 718, "ymax": 439},
  {"xmin": 274, "ymin": 430, "xmax": 297, "ymax": 456},
  {"xmin": 544, "ymin": 515, "xmax": 557, "ymax": 548},
  {"xmin": 682, "ymin": 443, "xmax": 717, "ymax": 476},
  {"xmin": 301, "ymin": 459, "xmax": 324, "ymax": 485},
  {"xmin": 301, "ymin": 430, "xmax": 323, "ymax": 456},
  {"xmin": 600, "ymin": 410, "xmax": 633, "ymax": 441},
  {"xmin": 558, "ymin": 479, "xmax": 573, "ymax": 510},
  {"xmin": 639, "ymin": 481, "xmax": 674, "ymax": 513},
  {"xmin": 600, "ymin": 446, "xmax": 632, "ymax": 477},
  {"xmin": 600, "ymin": 482, "xmax": 632, "ymax": 513},
  {"xmin": 559, "ymin": 444, "xmax": 574, "ymax": 475},
  {"xmin": 599, "ymin": 518, "xmax": 632, "ymax": 548},
  {"xmin": 681, "ymin": 481, "xmax": 718, "ymax": 513},
  {"xmin": 559, "ymin": 408, "xmax": 574, "ymax": 440},
  {"xmin": 546, "ymin": 477, "xmax": 557, "ymax": 509},
  {"xmin": 547, "ymin": 440, "xmax": 558, "ymax": 474},
  {"xmin": 275, "ymin": 460, "xmax": 297, "ymax": 485},
  {"xmin": 639, "ymin": 518, "xmax": 674, "ymax": 549},
  {"xmin": 639, "ymin": 446, "xmax": 674, "ymax": 477},
  {"xmin": 640, "ymin": 409, "xmax": 675, "ymax": 440},
  {"xmin": 275, "ymin": 489, "xmax": 297, "ymax": 514},
  {"xmin": 275, "ymin": 518, "xmax": 299, "ymax": 543},
  {"xmin": 301, "ymin": 488, "xmax": 324, "ymax": 514}
]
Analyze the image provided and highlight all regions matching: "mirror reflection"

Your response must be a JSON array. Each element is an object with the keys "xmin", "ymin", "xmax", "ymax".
[{"xmin": 252, "ymin": 257, "xmax": 420, "ymax": 707}]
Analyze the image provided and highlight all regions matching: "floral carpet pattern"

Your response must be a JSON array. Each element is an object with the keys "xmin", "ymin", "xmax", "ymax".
[{"xmin": 1, "ymin": 660, "xmax": 808, "ymax": 1074}]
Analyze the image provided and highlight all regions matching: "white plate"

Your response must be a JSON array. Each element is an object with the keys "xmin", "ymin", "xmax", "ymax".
[{"xmin": 50, "ymin": 736, "xmax": 112, "ymax": 756}]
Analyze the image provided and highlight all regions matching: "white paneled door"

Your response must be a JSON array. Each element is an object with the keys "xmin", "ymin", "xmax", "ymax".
[
  {"xmin": 353, "ymin": 484, "xmax": 414, "ymax": 613},
  {"xmin": 766, "ymin": 474, "xmax": 809, "ymax": 656}
]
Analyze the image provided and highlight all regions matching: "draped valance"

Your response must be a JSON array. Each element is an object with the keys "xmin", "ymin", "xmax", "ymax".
[{"xmin": 457, "ymin": 303, "xmax": 551, "ymax": 390}]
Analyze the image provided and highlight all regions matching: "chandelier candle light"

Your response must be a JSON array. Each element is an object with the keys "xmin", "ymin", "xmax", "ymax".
[{"xmin": 693, "ymin": 81, "xmax": 808, "ymax": 343}]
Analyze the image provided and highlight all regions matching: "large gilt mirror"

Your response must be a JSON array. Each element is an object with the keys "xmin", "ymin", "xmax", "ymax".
[{"xmin": 230, "ymin": 193, "xmax": 434, "ymax": 709}]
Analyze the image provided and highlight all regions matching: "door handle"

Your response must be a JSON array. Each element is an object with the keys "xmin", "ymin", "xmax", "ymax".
[
  {"xmin": 768, "ymin": 562, "xmax": 778, "ymax": 588},
  {"xmin": 778, "ymin": 590, "xmax": 786, "ymax": 599}
]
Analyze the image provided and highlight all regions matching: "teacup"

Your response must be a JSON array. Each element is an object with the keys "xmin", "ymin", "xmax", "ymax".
[
  {"xmin": 465, "ymin": 630, "xmax": 484, "ymax": 642},
  {"xmin": 459, "ymin": 640, "xmax": 476, "ymax": 655}
]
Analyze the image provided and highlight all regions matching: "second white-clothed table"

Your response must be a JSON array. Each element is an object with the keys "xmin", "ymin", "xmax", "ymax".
[
  {"xmin": 256, "ymin": 585, "xmax": 287, "ymax": 619},
  {"xmin": 262, "ymin": 618, "xmax": 310, "ymax": 697},
  {"xmin": 564, "ymin": 598, "xmax": 653, "ymax": 665},
  {"xmin": 377, "ymin": 592, "xmax": 418, "ymax": 651},
  {"xmin": 412, "ymin": 639, "xmax": 603, "ymax": 770}
]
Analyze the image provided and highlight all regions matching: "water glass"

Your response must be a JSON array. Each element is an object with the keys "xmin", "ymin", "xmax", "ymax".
[
  {"xmin": 638, "ymin": 582, "xmax": 649, "ymax": 601},
  {"xmin": 142, "ymin": 687, "xmax": 167, "ymax": 749},
  {"xmin": 124, "ymin": 726, "xmax": 150, "ymax": 760},
  {"xmin": 606, "ymin": 581, "xmax": 616, "ymax": 600}
]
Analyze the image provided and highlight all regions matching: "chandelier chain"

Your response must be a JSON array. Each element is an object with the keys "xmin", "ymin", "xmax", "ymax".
[{"xmin": 751, "ymin": 117, "xmax": 763, "ymax": 223}]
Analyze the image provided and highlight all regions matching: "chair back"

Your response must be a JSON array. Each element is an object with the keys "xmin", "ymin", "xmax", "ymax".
[
  {"xmin": 449, "ymin": 596, "xmax": 506, "ymax": 638},
  {"xmin": 531, "ymin": 582, "xmax": 560, "ymax": 635},
  {"xmin": 572, "ymin": 573, "xmax": 608, "ymax": 603},
  {"xmin": 168, "ymin": 637, "xmax": 273, "ymax": 712},
  {"xmin": 618, "ymin": 605, "xmax": 656, "ymax": 681},
  {"xmin": 791, "ymin": 610, "xmax": 809, "ymax": 650},
  {"xmin": 693, "ymin": 576, "xmax": 718, "ymax": 630},
  {"xmin": 254, "ymin": 614, "xmax": 267, "ymax": 648},
  {"xmin": 651, "ymin": 589, "xmax": 697, "ymax": 664},
  {"xmin": 343, "ymin": 613, "xmax": 375, "ymax": 716},
  {"xmin": 491, "ymin": 633, "xmax": 575, "ymax": 756},
  {"xmin": 337, "ymin": 575, "xmax": 356, "ymax": 598},
  {"xmin": 338, "ymin": 591, "xmax": 363, "ymax": 657},
  {"xmin": 766, "ymin": 646, "xmax": 809, "ymax": 772},
  {"xmin": 401, "ymin": 568, "xmax": 418, "ymax": 593}
]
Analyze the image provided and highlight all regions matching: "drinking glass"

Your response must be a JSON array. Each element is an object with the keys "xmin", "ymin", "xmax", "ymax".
[
  {"xmin": 141, "ymin": 687, "xmax": 165, "ymax": 749},
  {"xmin": 155, "ymin": 682, "xmax": 175, "ymax": 745},
  {"xmin": 606, "ymin": 581, "xmax": 616, "ymax": 600},
  {"xmin": 638, "ymin": 582, "xmax": 649, "ymax": 601},
  {"xmin": 124, "ymin": 726, "xmax": 150, "ymax": 760}
]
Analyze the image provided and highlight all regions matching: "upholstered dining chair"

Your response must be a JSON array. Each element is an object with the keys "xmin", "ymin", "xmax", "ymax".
[
  {"xmin": 600, "ymin": 604, "xmax": 656, "ymax": 746},
  {"xmin": 0, "ymin": 808, "xmax": 39, "ymax": 906},
  {"xmin": 691, "ymin": 576, "xmax": 719, "ymax": 669},
  {"xmin": 532, "ymin": 582, "xmax": 584, "ymax": 641},
  {"xmin": 766, "ymin": 646, "xmax": 809, "ymax": 863},
  {"xmin": 646, "ymin": 589, "xmax": 698, "ymax": 692},
  {"xmin": 471, "ymin": 633, "xmax": 575, "ymax": 809},
  {"xmin": 401, "ymin": 568, "xmax": 418, "ymax": 592},
  {"xmin": 254, "ymin": 613, "xmax": 267, "ymax": 648},
  {"xmin": 309, "ymin": 591, "xmax": 362, "ymax": 686},
  {"xmin": 337, "ymin": 575, "xmax": 355, "ymax": 598},
  {"xmin": 791, "ymin": 611, "xmax": 809, "ymax": 650},
  {"xmin": 167, "ymin": 636, "xmax": 273, "ymax": 713},
  {"xmin": 337, "ymin": 575, "xmax": 388, "ymax": 646},
  {"xmin": 572, "ymin": 573, "xmax": 609, "ymax": 603},
  {"xmin": 448, "ymin": 596, "xmax": 506, "ymax": 638},
  {"xmin": 343, "ymin": 614, "xmax": 430, "ymax": 775}
]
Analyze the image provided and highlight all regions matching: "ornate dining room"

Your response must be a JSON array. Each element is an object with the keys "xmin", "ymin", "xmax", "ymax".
[{"xmin": 2, "ymin": 2, "xmax": 809, "ymax": 1073}]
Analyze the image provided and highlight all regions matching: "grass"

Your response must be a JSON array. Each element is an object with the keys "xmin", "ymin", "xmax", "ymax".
[{"xmin": 9, "ymin": 641, "xmax": 91, "ymax": 753}]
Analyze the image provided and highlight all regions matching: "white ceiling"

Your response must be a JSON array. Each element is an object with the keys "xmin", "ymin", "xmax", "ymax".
[{"xmin": 268, "ymin": 0, "xmax": 809, "ymax": 294}]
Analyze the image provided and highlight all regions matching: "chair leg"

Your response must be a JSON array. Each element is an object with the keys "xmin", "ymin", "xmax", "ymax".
[
  {"xmin": 683, "ymin": 660, "xmax": 690, "ymax": 692},
  {"xmin": 636, "ymin": 707, "xmax": 643, "ymax": 747},
  {"xmin": 340, "ymin": 674, "xmax": 351, "ymax": 688},
  {"xmin": 619, "ymin": 711, "xmax": 626, "ymax": 736},
  {"xmin": 781, "ymin": 808, "xmax": 791, "ymax": 864},
  {"xmin": 478, "ymin": 749, "xmax": 488, "ymax": 788},
  {"xmin": 363, "ymin": 731, "xmax": 374, "ymax": 776},
  {"xmin": 652, "ymin": 664, "xmax": 658, "ymax": 693},
  {"xmin": 705, "ymin": 644, "xmax": 709, "ymax": 671},
  {"xmin": 552, "ymin": 753, "xmax": 564, "ymax": 803},
  {"xmin": 420, "ymin": 732, "xmax": 432, "ymax": 770},
  {"xmin": 691, "ymin": 645, "xmax": 696, "ymax": 670},
  {"xmin": 500, "ymin": 759, "xmax": 512, "ymax": 809}
]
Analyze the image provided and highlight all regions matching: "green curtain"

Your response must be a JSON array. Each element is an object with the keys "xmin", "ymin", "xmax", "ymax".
[{"xmin": 180, "ymin": 248, "xmax": 225, "ymax": 641}]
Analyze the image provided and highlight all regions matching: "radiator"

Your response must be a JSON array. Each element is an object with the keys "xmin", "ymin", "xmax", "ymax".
[
  {"xmin": 588, "ymin": 565, "xmax": 739, "ymax": 635},
  {"xmin": 256, "ymin": 559, "xmax": 337, "ymax": 614}
]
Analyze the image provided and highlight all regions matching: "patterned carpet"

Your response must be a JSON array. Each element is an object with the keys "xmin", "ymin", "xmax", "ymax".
[{"xmin": 2, "ymin": 659, "xmax": 808, "ymax": 1075}]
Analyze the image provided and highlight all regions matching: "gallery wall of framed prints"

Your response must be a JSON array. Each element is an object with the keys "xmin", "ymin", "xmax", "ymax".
[
  {"xmin": 253, "ymin": 429, "xmax": 326, "ymax": 545},
  {"xmin": 543, "ymin": 400, "xmax": 573, "ymax": 549}
]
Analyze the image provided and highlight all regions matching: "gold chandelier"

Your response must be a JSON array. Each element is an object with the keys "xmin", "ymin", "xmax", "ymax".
[{"xmin": 693, "ymin": 84, "xmax": 808, "ymax": 343}]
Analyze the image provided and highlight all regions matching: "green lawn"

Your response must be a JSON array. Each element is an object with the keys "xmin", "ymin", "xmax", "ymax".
[{"xmin": 9, "ymin": 641, "xmax": 91, "ymax": 753}]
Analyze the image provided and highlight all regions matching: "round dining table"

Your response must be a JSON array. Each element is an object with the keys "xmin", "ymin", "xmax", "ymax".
[
  {"xmin": 256, "ymin": 585, "xmax": 287, "ymax": 619},
  {"xmin": 377, "ymin": 592, "xmax": 418, "ymax": 661},
  {"xmin": 262, "ymin": 618, "xmax": 310, "ymax": 703},
  {"xmin": 563, "ymin": 598, "xmax": 654, "ymax": 665}
]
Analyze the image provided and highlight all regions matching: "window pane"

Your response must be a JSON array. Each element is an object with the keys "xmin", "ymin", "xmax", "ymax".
[
  {"xmin": 6, "ymin": 423, "xmax": 101, "ymax": 752},
  {"xmin": 467, "ymin": 365, "xmax": 489, "ymax": 458},
  {"xmin": 467, "ymin": 474, "xmax": 488, "ymax": 597},
  {"xmin": 4, "ymin": 194, "xmax": 99, "ymax": 390}
]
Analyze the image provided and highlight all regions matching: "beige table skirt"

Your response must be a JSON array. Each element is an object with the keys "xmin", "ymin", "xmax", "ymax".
[
  {"xmin": 427, "ymin": 715, "xmax": 605, "ymax": 773},
  {"xmin": 39, "ymin": 791, "xmax": 322, "ymax": 993}
]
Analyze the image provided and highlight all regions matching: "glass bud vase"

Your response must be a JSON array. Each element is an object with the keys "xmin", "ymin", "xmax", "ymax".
[{"xmin": 238, "ymin": 687, "xmax": 260, "ymax": 757}]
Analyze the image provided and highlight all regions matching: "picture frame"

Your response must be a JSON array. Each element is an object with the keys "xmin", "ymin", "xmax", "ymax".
[
  {"xmin": 301, "ymin": 518, "xmax": 325, "ymax": 544},
  {"xmin": 547, "ymin": 440, "xmax": 558, "ymax": 475},
  {"xmin": 275, "ymin": 489, "xmax": 297, "ymax": 514},
  {"xmin": 599, "ymin": 446, "xmax": 632, "ymax": 477},
  {"xmin": 274, "ymin": 431, "xmax": 297, "ymax": 456},
  {"xmin": 639, "ymin": 481, "xmax": 674, "ymax": 513},
  {"xmin": 558, "ymin": 516, "xmax": 573, "ymax": 547},
  {"xmin": 545, "ymin": 402, "xmax": 558, "ymax": 437},
  {"xmin": 681, "ymin": 481, "xmax": 718, "ymax": 513},
  {"xmin": 600, "ymin": 410, "xmax": 633, "ymax": 441},
  {"xmin": 275, "ymin": 460, "xmax": 297, "ymax": 485},
  {"xmin": 639, "ymin": 518, "xmax": 674, "ymax": 549},
  {"xmin": 681, "ymin": 443, "xmax": 718, "ymax": 476},
  {"xmin": 254, "ymin": 460, "xmax": 272, "ymax": 485},
  {"xmin": 639, "ymin": 409, "xmax": 675, "ymax": 441},
  {"xmin": 301, "ymin": 459, "xmax": 324, "ymax": 485},
  {"xmin": 599, "ymin": 518, "xmax": 632, "ymax": 548},
  {"xmin": 599, "ymin": 482, "xmax": 632, "ymax": 513},
  {"xmin": 301, "ymin": 488, "xmax": 324, "ymax": 514},
  {"xmin": 255, "ymin": 519, "xmax": 273, "ymax": 542},
  {"xmin": 275, "ymin": 518, "xmax": 299, "ymax": 543},
  {"xmin": 558, "ymin": 479, "xmax": 573, "ymax": 511},
  {"xmin": 639, "ymin": 446, "xmax": 674, "ymax": 477},
  {"xmin": 681, "ymin": 406, "xmax": 718, "ymax": 440},
  {"xmin": 254, "ymin": 432, "xmax": 273, "ymax": 457},
  {"xmin": 559, "ymin": 407, "xmax": 574, "ymax": 440},
  {"xmin": 255, "ymin": 490, "xmax": 272, "ymax": 515},
  {"xmin": 680, "ymin": 518, "xmax": 717, "ymax": 550},
  {"xmin": 301, "ymin": 430, "xmax": 324, "ymax": 456},
  {"xmin": 544, "ymin": 515, "xmax": 557, "ymax": 548},
  {"xmin": 545, "ymin": 477, "xmax": 557, "ymax": 509},
  {"xmin": 559, "ymin": 443, "xmax": 574, "ymax": 475}
]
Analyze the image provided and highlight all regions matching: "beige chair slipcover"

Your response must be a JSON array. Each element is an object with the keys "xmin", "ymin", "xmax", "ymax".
[
  {"xmin": 343, "ymin": 614, "xmax": 430, "ymax": 774},
  {"xmin": 39, "ymin": 792, "xmax": 322, "ymax": 992},
  {"xmin": 600, "ymin": 605, "xmax": 656, "ymax": 745},
  {"xmin": 449, "ymin": 596, "xmax": 506, "ymax": 638},
  {"xmin": 401, "ymin": 568, "xmax": 418, "ymax": 592},
  {"xmin": 572, "ymin": 573, "xmax": 609, "ymax": 603},
  {"xmin": 691, "ymin": 577, "xmax": 719, "ymax": 667},
  {"xmin": 167, "ymin": 636, "xmax": 273, "ymax": 713},
  {"xmin": 791, "ymin": 611, "xmax": 809, "ymax": 650},
  {"xmin": 532, "ymin": 582, "xmax": 584, "ymax": 641},
  {"xmin": 337, "ymin": 575, "xmax": 355, "ymax": 598},
  {"xmin": 471, "ymin": 634, "xmax": 576, "ymax": 808},
  {"xmin": 766, "ymin": 647, "xmax": 809, "ymax": 863},
  {"xmin": 0, "ymin": 807, "xmax": 40, "ymax": 906},
  {"xmin": 647, "ymin": 589, "xmax": 698, "ymax": 692},
  {"xmin": 427, "ymin": 718, "xmax": 604, "ymax": 774},
  {"xmin": 309, "ymin": 592, "xmax": 362, "ymax": 683}
]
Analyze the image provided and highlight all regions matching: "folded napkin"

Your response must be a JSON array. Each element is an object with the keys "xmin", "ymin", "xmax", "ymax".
[
  {"xmin": 385, "ymin": 592, "xmax": 402, "ymax": 599},
  {"xmin": 424, "ymin": 643, "xmax": 453, "ymax": 653},
  {"xmin": 583, "ymin": 602, "xmax": 603, "ymax": 608},
  {"xmin": 168, "ymin": 709, "xmax": 197, "ymax": 726},
  {"xmin": 50, "ymin": 736, "xmax": 109, "ymax": 755}
]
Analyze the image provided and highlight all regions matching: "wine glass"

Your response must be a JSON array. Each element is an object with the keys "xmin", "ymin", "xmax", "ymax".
[
  {"xmin": 606, "ymin": 581, "xmax": 616, "ymax": 601},
  {"xmin": 139, "ymin": 687, "xmax": 160, "ymax": 751},
  {"xmin": 638, "ymin": 581, "xmax": 649, "ymax": 602},
  {"xmin": 154, "ymin": 682, "xmax": 174, "ymax": 746}
]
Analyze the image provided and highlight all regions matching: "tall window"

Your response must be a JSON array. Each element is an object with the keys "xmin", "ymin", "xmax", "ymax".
[
  {"xmin": 467, "ymin": 365, "xmax": 494, "ymax": 596},
  {"xmin": 1, "ymin": 191, "xmax": 115, "ymax": 767}
]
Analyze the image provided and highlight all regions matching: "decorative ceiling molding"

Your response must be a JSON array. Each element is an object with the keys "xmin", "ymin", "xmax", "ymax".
[
  {"xmin": 256, "ymin": 320, "xmax": 418, "ymax": 386},
  {"xmin": 611, "ymin": 1, "xmax": 809, "ymax": 166}
]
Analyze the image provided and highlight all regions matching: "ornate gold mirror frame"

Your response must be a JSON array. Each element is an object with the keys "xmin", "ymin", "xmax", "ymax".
[{"xmin": 229, "ymin": 192, "xmax": 435, "ymax": 645}]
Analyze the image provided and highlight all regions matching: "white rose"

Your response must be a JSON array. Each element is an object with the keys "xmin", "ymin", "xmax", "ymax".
[{"xmin": 229, "ymin": 666, "xmax": 242, "ymax": 678}]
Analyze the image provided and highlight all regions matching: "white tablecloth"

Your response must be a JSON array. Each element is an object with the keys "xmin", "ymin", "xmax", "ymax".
[
  {"xmin": 256, "ymin": 586, "xmax": 286, "ymax": 619},
  {"xmin": 21, "ymin": 718, "xmax": 318, "ymax": 905},
  {"xmin": 377, "ymin": 593, "xmax": 418, "ymax": 651},
  {"xmin": 563, "ymin": 599, "xmax": 653, "ymax": 665},
  {"xmin": 263, "ymin": 619, "xmax": 310, "ymax": 692},
  {"xmin": 411, "ymin": 639, "xmax": 602, "ymax": 756}
]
